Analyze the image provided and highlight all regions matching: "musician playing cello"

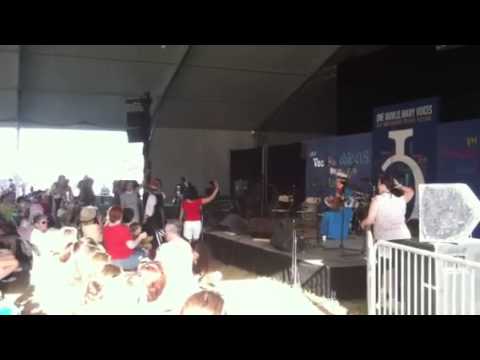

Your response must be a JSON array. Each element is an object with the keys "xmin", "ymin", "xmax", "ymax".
[{"xmin": 319, "ymin": 172, "xmax": 354, "ymax": 241}]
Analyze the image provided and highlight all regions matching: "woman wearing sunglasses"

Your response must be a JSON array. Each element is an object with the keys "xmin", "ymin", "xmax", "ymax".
[
  {"xmin": 30, "ymin": 215, "xmax": 50, "ymax": 252},
  {"xmin": 28, "ymin": 214, "xmax": 66, "ymax": 297}
]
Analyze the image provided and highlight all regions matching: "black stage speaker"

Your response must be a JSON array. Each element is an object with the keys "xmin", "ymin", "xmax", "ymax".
[
  {"xmin": 248, "ymin": 218, "xmax": 274, "ymax": 238},
  {"xmin": 407, "ymin": 219, "xmax": 419, "ymax": 238},
  {"xmin": 271, "ymin": 218, "xmax": 295, "ymax": 252},
  {"xmin": 127, "ymin": 111, "xmax": 149, "ymax": 143},
  {"xmin": 127, "ymin": 127, "xmax": 147, "ymax": 143},
  {"xmin": 127, "ymin": 111, "xmax": 148, "ymax": 128},
  {"xmin": 219, "ymin": 214, "xmax": 249, "ymax": 235}
]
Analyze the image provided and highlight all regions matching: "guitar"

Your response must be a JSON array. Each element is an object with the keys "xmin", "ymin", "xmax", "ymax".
[{"xmin": 324, "ymin": 195, "xmax": 345, "ymax": 211}]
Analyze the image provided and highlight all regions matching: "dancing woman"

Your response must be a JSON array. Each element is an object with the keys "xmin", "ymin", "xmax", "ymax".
[{"xmin": 360, "ymin": 173, "xmax": 415, "ymax": 242}]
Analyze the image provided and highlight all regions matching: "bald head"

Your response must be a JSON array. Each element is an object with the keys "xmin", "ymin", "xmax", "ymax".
[{"xmin": 164, "ymin": 221, "xmax": 181, "ymax": 240}]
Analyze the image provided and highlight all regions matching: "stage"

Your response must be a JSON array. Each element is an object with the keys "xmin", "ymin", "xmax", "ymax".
[{"xmin": 204, "ymin": 230, "xmax": 367, "ymax": 300}]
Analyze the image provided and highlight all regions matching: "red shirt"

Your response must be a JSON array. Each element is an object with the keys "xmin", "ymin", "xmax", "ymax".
[
  {"xmin": 103, "ymin": 224, "xmax": 133, "ymax": 260},
  {"xmin": 182, "ymin": 199, "xmax": 203, "ymax": 221}
]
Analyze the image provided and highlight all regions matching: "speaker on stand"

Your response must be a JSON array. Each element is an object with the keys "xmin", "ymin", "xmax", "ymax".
[
  {"xmin": 127, "ymin": 111, "xmax": 148, "ymax": 143},
  {"xmin": 125, "ymin": 92, "xmax": 152, "ymax": 144},
  {"xmin": 271, "ymin": 207, "xmax": 303, "ymax": 287},
  {"xmin": 271, "ymin": 215, "xmax": 295, "ymax": 251}
]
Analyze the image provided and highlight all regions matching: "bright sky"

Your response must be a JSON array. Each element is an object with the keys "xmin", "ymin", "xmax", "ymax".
[{"xmin": 0, "ymin": 128, "xmax": 144, "ymax": 195}]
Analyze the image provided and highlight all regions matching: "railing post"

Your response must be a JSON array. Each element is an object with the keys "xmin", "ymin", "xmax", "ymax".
[
  {"xmin": 369, "ymin": 240, "xmax": 480, "ymax": 315},
  {"xmin": 367, "ymin": 230, "xmax": 376, "ymax": 315}
]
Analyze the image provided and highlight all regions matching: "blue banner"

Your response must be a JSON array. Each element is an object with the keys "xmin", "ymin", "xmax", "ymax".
[
  {"xmin": 305, "ymin": 133, "xmax": 372, "ymax": 197},
  {"xmin": 305, "ymin": 136, "xmax": 332, "ymax": 197},
  {"xmin": 373, "ymin": 97, "xmax": 440, "ymax": 219}
]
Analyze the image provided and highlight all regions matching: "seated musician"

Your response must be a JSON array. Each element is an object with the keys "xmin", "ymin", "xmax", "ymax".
[{"xmin": 319, "ymin": 173, "xmax": 354, "ymax": 241}]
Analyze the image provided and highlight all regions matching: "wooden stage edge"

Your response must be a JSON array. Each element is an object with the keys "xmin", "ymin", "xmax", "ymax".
[{"xmin": 204, "ymin": 230, "xmax": 367, "ymax": 301}]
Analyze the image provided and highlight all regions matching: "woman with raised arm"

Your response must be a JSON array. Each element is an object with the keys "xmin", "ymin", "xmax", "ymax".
[
  {"xmin": 179, "ymin": 181, "xmax": 219, "ymax": 244},
  {"xmin": 360, "ymin": 173, "xmax": 415, "ymax": 242}
]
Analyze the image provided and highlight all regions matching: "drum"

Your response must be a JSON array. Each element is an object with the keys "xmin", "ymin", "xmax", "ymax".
[
  {"xmin": 351, "ymin": 200, "xmax": 371, "ymax": 235},
  {"xmin": 356, "ymin": 202, "xmax": 370, "ymax": 222}
]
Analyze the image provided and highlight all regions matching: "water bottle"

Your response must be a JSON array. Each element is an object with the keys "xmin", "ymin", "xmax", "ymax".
[{"xmin": 0, "ymin": 306, "xmax": 13, "ymax": 315}]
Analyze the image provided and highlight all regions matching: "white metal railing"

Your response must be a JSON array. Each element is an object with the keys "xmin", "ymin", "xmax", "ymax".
[{"xmin": 367, "ymin": 234, "xmax": 480, "ymax": 315}]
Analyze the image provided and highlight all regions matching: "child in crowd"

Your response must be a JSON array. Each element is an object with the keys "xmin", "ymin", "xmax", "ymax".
[
  {"xmin": 130, "ymin": 223, "xmax": 154, "ymax": 253},
  {"xmin": 79, "ymin": 206, "xmax": 103, "ymax": 244},
  {"xmin": 180, "ymin": 291, "xmax": 225, "ymax": 315}
]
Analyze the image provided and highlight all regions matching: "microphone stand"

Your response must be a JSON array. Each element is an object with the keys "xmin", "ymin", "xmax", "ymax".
[
  {"xmin": 340, "ymin": 186, "xmax": 364, "ymax": 256},
  {"xmin": 339, "ymin": 163, "xmax": 371, "ymax": 255},
  {"xmin": 291, "ymin": 216, "xmax": 300, "ymax": 288},
  {"xmin": 340, "ymin": 201, "xmax": 345, "ymax": 250}
]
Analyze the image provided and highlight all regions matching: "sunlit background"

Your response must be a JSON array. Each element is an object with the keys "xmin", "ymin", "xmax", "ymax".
[{"xmin": 0, "ymin": 128, "xmax": 144, "ymax": 196}]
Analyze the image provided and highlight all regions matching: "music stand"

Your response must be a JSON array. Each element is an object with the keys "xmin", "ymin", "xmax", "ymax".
[{"xmin": 272, "ymin": 203, "xmax": 302, "ymax": 287}]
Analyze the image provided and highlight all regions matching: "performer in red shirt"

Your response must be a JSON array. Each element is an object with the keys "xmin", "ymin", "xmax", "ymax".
[{"xmin": 180, "ymin": 181, "xmax": 219, "ymax": 243}]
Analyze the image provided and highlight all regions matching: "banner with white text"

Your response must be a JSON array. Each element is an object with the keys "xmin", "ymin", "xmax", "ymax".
[{"xmin": 373, "ymin": 97, "xmax": 440, "ymax": 219}]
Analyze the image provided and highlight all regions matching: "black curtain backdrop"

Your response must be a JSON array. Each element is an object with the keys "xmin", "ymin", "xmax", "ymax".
[
  {"xmin": 267, "ymin": 143, "xmax": 305, "ymax": 206},
  {"xmin": 230, "ymin": 144, "xmax": 306, "ymax": 213},
  {"xmin": 338, "ymin": 45, "xmax": 480, "ymax": 135},
  {"xmin": 230, "ymin": 147, "xmax": 262, "ymax": 198}
]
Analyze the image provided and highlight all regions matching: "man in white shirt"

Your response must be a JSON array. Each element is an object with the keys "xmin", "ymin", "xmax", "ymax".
[{"xmin": 155, "ymin": 221, "xmax": 198, "ymax": 311}]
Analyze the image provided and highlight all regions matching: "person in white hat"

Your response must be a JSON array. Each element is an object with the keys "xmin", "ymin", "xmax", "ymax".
[
  {"xmin": 320, "ymin": 174, "xmax": 354, "ymax": 241},
  {"xmin": 79, "ymin": 206, "xmax": 103, "ymax": 244}
]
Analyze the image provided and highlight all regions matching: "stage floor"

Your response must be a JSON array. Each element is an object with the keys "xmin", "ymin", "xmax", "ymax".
[{"xmin": 206, "ymin": 230, "xmax": 366, "ymax": 266}]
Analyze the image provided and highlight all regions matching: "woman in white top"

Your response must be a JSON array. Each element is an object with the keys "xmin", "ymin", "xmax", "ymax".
[
  {"xmin": 360, "ymin": 174, "xmax": 415, "ymax": 241},
  {"xmin": 30, "ymin": 215, "xmax": 54, "ymax": 256}
]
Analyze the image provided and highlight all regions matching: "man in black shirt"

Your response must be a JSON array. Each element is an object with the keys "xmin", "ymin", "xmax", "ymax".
[{"xmin": 143, "ymin": 178, "xmax": 165, "ymax": 257}]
